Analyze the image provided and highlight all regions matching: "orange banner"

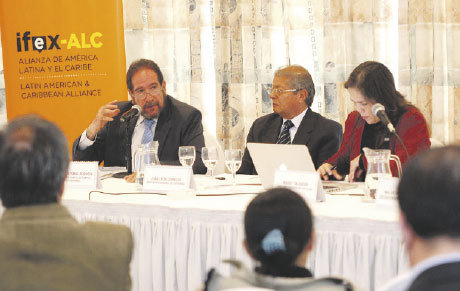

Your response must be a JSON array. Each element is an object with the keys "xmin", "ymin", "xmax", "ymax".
[{"xmin": 0, "ymin": 0, "xmax": 127, "ymax": 151}]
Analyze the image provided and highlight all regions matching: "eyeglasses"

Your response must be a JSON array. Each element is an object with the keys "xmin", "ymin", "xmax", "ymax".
[
  {"xmin": 266, "ymin": 88, "xmax": 300, "ymax": 95},
  {"xmin": 133, "ymin": 86, "xmax": 162, "ymax": 99}
]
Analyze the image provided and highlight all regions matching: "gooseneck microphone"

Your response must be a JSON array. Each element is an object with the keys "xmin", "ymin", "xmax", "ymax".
[
  {"xmin": 372, "ymin": 103, "xmax": 410, "ymax": 163},
  {"xmin": 120, "ymin": 105, "xmax": 141, "ymax": 122},
  {"xmin": 372, "ymin": 103, "xmax": 395, "ymax": 133}
]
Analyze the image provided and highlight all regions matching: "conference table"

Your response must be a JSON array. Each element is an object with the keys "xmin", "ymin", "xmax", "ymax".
[{"xmin": 61, "ymin": 173, "xmax": 408, "ymax": 291}]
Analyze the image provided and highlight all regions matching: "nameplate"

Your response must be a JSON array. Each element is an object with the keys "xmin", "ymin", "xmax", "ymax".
[
  {"xmin": 375, "ymin": 176, "xmax": 399, "ymax": 207},
  {"xmin": 65, "ymin": 161, "xmax": 100, "ymax": 189},
  {"xmin": 143, "ymin": 165, "xmax": 195, "ymax": 191},
  {"xmin": 274, "ymin": 170, "xmax": 324, "ymax": 203}
]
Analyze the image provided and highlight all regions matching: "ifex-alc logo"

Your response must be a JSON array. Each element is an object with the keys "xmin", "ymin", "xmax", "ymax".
[{"xmin": 16, "ymin": 31, "xmax": 103, "ymax": 53}]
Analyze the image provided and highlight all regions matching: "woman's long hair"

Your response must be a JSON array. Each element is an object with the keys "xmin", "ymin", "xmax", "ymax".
[
  {"xmin": 244, "ymin": 188, "xmax": 313, "ymax": 277},
  {"xmin": 345, "ymin": 61, "xmax": 409, "ymax": 124}
]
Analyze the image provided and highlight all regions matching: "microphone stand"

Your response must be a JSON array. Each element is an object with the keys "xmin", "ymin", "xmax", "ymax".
[
  {"xmin": 392, "ymin": 131, "xmax": 409, "ymax": 162},
  {"xmin": 121, "ymin": 113, "xmax": 136, "ymax": 174},
  {"xmin": 112, "ymin": 112, "xmax": 135, "ymax": 178},
  {"xmin": 125, "ymin": 119, "xmax": 133, "ymax": 174}
]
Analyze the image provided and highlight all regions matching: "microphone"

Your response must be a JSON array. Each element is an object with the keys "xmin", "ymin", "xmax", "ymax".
[
  {"xmin": 372, "ymin": 103, "xmax": 395, "ymax": 133},
  {"xmin": 120, "ymin": 105, "xmax": 141, "ymax": 122}
]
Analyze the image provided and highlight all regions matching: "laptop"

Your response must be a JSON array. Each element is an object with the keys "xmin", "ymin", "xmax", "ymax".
[{"xmin": 247, "ymin": 143, "xmax": 316, "ymax": 189}]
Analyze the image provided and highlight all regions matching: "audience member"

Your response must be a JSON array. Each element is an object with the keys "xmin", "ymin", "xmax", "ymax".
[
  {"xmin": 205, "ymin": 187, "xmax": 353, "ymax": 290},
  {"xmin": 0, "ymin": 115, "xmax": 133, "ymax": 291},
  {"xmin": 380, "ymin": 146, "xmax": 460, "ymax": 291}
]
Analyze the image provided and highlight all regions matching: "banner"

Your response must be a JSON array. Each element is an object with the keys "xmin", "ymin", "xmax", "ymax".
[{"xmin": 0, "ymin": 0, "xmax": 127, "ymax": 151}]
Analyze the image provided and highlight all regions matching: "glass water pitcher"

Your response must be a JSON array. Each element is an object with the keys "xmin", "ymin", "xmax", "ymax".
[{"xmin": 362, "ymin": 147, "xmax": 402, "ymax": 199}]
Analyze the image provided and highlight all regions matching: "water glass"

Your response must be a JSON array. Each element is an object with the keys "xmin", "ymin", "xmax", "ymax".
[
  {"xmin": 178, "ymin": 146, "xmax": 196, "ymax": 167},
  {"xmin": 202, "ymin": 147, "xmax": 219, "ymax": 177},
  {"xmin": 224, "ymin": 149, "xmax": 242, "ymax": 186}
]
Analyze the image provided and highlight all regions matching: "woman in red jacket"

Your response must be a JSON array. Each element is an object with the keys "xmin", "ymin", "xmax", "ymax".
[{"xmin": 318, "ymin": 61, "xmax": 430, "ymax": 182}]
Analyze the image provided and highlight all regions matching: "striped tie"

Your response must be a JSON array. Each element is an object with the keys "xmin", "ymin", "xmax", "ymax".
[
  {"xmin": 276, "ymin": 120, "xmax": 294, "ymax": 144},
  {"xmin": 141, "ymin": 119, "xmax": 156, "ymax": 144}
]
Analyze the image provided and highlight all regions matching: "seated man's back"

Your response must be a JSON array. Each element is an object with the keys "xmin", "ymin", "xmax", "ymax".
[
  {"xmin": 0, "ymin": 116, "xmax": 133, "ymax": 291},
  {"xmin": 0, "ymin": 204, "xmax": 132, "ymax": 291}
]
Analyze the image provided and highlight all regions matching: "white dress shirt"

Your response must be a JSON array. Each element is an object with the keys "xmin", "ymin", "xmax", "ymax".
[
  {"xmin": 280, "ymin": 107, "xmax": 308, "ymax": 143},
  {"xmin": 78, "ymin": 115, "xmax": 158, "ymax": 166},
  {"xmin": 378, "ymin": 252, "xmax": 460, "ymax": 291}
]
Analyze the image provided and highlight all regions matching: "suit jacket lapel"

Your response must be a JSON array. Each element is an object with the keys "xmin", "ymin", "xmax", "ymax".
[
  {"xmin": 292, "ymin": 108, "xmax": 314, "ymax": 145},
  {"xmin": 265, "ymin": 115, "xmax": 283, "ymax": 143},
  {"xmin": 154, "ymin": 95, "xmax": 172, "ymax": 158}
]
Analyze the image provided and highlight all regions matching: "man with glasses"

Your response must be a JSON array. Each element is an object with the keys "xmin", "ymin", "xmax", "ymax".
[
  {"xmin": 238, "ymin": 65, "xmax": 342, "ymax": 174},
  {"xmin": 73, "ymin": 59, "xmax": 206, "ymax": 174}
]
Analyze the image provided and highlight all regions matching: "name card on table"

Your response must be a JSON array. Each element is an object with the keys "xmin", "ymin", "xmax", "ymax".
[
  {"xmin": 143, "ymin": 165, "xmax": 195, "ymax": 192},
  {"xmin": 274, "ymin": 170, "xmax": 324, "ymax": 202},
  {"xmin": 65, "ymin": 161, "xmax": 100, "ymax": 189},
  {"xmin": 375, "ymin": 176, "xmax": 399, "ymax": 208}
]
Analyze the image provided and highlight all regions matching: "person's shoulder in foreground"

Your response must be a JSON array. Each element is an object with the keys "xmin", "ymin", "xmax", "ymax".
[
  {"xmin": 0, "ymin": 115, "xmax": 133, "ymax": 291},
  {"xmin": 380, "ymin": 145, "xmax": 460, "ymax": 291},
  {"xmin": 205, "ymin": 260, "xmax": 354, "ymax": 291}
]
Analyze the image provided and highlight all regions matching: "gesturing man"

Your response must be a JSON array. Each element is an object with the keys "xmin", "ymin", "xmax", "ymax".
[{"xmin": 73, "ymin": 58, "xmax": 206, "ymax": 174}]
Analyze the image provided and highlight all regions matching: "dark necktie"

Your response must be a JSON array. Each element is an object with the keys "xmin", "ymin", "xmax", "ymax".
[{"xmin": 276, "ymin": 120, "xmax": 294, "ymax": 144}]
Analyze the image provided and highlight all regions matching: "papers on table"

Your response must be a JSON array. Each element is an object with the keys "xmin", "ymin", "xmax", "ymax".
[
  {"xmin": 65, "ymin": 162, "xmax": 366, "ymax": 199},
  {"xmin": 99, "ymin": 167, "xmax": 127, "ymax": 179},
  {"xmin": 322, "ymin": 181, "xmax": 365, "ymax": 195}
]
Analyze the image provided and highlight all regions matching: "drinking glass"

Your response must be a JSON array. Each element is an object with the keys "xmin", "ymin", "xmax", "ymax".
[
  {"xmin": 202, "ymin": 147, "xmax": 219, "ymax": 177},
  {"xmin": 224, "ymin": 149, "xmax": 242, "ymax": 186},
  {"xmin": 178, "ymin": 146, "xmax": 196, "ymax": 167}
]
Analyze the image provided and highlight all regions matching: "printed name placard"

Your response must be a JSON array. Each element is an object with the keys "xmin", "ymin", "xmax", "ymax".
[
  {"xmin": 375, "ymin": 176, "xmax": 399, "ymax": 207},
  {"xmin": 274, "ymin": 170, "xmax": 324, "ymax": 202},
  {"xmin": 65, "ymin": 161, "xmax": 99, "ymax": 189},
  {"xmin": 143, "ymin": 165, "xmax": 195, "ymax": 192}
]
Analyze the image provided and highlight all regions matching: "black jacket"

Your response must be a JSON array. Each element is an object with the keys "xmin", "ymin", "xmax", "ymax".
[
  {"xmin": 72, "ymin": 95, "xmax": 206, "ymax": 174},
  {"xmin": 238, "ymin": 108, "xmax": 342, "ymax": 174}
]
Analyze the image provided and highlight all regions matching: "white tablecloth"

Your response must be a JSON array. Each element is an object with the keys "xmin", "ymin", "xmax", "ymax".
[{"xmin": 59, "ymin": 175, "xmax": 408, "ymax": 291}]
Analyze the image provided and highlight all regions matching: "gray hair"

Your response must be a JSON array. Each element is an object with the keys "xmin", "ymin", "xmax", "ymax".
[
  {"xmin": 274, "ymin": 65, "xmax": 315, "ymax": 107},
  {"xmin": 0, "ymin": 115, "xmax": 69, "ymax": 208}
]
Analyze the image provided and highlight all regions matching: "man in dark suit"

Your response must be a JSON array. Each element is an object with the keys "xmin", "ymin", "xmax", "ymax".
[
  {"xmin": 72, "ymin": 59, "xmax": 206, "ymax": 174},
  {"xmin": 238, "ymin": 65, "xmax": 342, "ymax": 174},
  {"xmin": 0, "ymin": 116, "xmax": 132, "ymax": 291},
  {"xmin": 381, "ymin": 146, "xmax": 460, "ymax": 291}
]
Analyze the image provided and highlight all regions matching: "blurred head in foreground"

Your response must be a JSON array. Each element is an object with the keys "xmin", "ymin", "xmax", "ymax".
[
  {"xmin": 398, "ymin": 145, "xmax": 460, "ymax": 266},
  {"xmin": 244, "ymin": 187, "xmax": 314, "ymax": 277},
  {"xmin": 0, "ymin": 115, "xmax": 69, "ymax": 208}
]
